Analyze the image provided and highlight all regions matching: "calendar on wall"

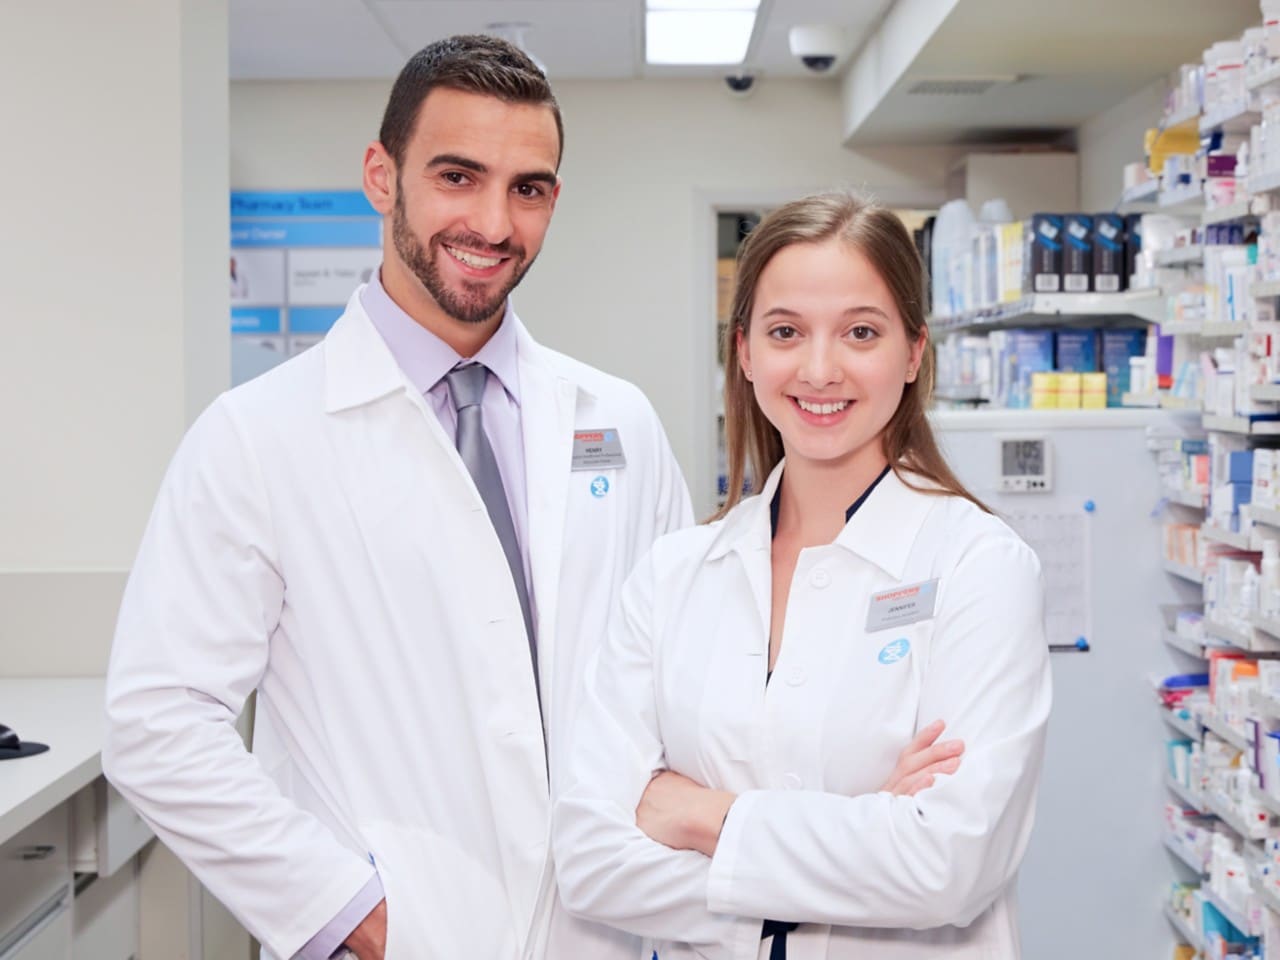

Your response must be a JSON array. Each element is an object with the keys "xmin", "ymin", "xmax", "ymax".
[{"xmin": 1001, "ymin": 503, "xmax": 1093, "ymax": 650}]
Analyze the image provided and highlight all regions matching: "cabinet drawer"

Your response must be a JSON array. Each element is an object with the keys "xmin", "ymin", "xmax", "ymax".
[
  {"xmin": 0, "ymin": 897, "xmax": 70, "ymax": 960},
  {"xmin": 0, "ymin": 805, "xmax": 70, "ymax": 949},
  {"xmin": 70, "ymin": 780, "xmax": 151, "ymax": 878}
]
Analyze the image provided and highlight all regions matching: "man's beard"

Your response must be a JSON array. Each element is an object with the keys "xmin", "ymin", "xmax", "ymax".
[{"xmin": 392, "ymin": 186, "xmax": 534, "ymax": 325}]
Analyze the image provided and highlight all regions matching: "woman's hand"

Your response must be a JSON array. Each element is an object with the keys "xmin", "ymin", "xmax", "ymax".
[
  {"xmin": 880, "ymin": 719, "xmax": 964, "ymax": 796},
  {"xmin": 636, "ymin": 770, "xmax": 736, "ymax": 858}
]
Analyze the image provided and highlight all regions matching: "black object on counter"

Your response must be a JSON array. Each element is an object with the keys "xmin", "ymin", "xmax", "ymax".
[{"xmin": 0, "ymin": 722, "xmax": 49, "ymax": 760}]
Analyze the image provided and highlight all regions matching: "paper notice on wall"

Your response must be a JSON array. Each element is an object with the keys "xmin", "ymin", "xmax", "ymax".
[
  {"xmin": 287, "ymin": 248, "xmax": 382, "ymax": 306},
  {"xmin": 1001, "ymin": 505, "xmax": 1092, "ymax": 649}
]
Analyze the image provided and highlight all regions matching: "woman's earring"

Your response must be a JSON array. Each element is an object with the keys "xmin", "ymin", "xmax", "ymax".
[{"xmin": 744, "ymin": 369, "xmax": 753, "ymax": 381}]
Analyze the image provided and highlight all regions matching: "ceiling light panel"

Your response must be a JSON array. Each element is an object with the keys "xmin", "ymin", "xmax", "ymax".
[{"xmin": 645, "ymin": 6, "xmax": 759, "ymax": 65}]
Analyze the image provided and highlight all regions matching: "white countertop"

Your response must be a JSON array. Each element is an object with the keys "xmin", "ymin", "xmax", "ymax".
[{"xmin": 0, "ymin": 678, "xmax": 105, "ymax": 846}]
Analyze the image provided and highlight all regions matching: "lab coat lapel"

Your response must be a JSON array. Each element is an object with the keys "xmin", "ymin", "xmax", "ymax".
[{"xmin": 515, "ymin": 325, "xmax": 577, "ymax": 705}]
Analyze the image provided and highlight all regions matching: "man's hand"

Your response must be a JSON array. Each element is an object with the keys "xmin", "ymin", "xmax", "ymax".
[
  {"xmin": 344, "ymin": 899, "xmax": 387, "ymax": 960},
  {"xmin": 636, "ymin": 770, "xmax": 736, "ymax": 858},
  {"xmin": 880, "ymin": 719, "xmax": 964, "ymax": 796}
]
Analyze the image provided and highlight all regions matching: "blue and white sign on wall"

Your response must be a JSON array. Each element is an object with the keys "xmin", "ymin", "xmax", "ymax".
[{"xmin": 230, "ymin": 191, "xmax": 382, "ymax": 385}]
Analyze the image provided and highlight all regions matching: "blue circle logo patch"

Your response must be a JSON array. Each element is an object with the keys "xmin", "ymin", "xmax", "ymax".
[
  {"xmin": 590, "ymin": 476, "xmax": 610, "ymax": 498},
  {"xmin": 878, "ymin": 638, "xmax": 911, "ymax": 665}
]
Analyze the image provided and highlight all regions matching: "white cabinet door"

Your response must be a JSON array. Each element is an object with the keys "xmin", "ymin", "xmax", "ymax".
[{"xmin": 1, "ymin": 905, "xmax": 71, "ymax": 960}]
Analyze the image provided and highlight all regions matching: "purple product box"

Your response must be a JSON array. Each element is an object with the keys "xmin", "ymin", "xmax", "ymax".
[
  {"xmin": 1206, "ymin": 154, "xmax": 1238, "ymax": 177},
  {"xmin": 1156, "ymin": 333, "xmax": 1175, "ymax": 386}
]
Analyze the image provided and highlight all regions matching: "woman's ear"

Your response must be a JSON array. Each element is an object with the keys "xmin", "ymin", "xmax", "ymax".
[
  {"xmin": 736, "ymin": 327, "xmax": 752, "ymax": 381},
  {"xmin": 906, "ymin": 327, "xmax": 929, "ymax": 383}
]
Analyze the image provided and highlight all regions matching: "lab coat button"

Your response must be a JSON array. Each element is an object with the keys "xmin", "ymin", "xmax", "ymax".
[
  {"xmin": 783, "ymin": 773, "xmax": 803, "ymax": 790},
  {"xmin": 809, "ymin": 568, "xmax": 831, "ymax": 588},
  {"xmin": 787, "ymin": 668, "xmax": 806, "ymax": 686}
]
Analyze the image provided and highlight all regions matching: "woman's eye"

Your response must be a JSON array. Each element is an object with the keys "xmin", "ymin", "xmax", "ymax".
[
  {"xmin": 769, "ymin": 325, "xmax": 798, "ymax": 341},
  {"xmin": 849, "ymin": 325, "xmax": 877, "ymax": 342}
]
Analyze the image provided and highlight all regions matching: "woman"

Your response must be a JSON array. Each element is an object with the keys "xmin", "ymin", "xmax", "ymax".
[{"xmin": 552, "ymin": 193, "xmax": 1050, "ymax": 959}]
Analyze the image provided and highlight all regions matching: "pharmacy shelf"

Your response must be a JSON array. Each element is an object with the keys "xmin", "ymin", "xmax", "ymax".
[
  {"xmin": 1118, "ymin": 179, "xmax": 1159, "ymax": 213},
  {"xmin": 1122, "ymin": 392, "xmax": 1160, "ymax": 408},
  {"xmin": 1201, "ymin": 523, "xmax": 1252, "ymax": 550},
  {"xmin": 1204, "ymin": 884, "xmax": 1260, "ymax": 936},
  {"xmin": 1158, "ymin": 320, "xmax": 1205, "ymax": 336},
  {"xmin": 1202, "ymin": 414, "xmax": 1280, "ymax": 435},
  {"xmin": 1251, "ymin": 169, "xmax": 1280, "ymax": 197},
  {"xmin": 1166, "ymin": 775, "xmax": 1208, "ymax": 812},
  {"xmin": 1164, "ymin": 558, "xmax": 1204, "ymax": 584},
  {"xmin": 1159, "ymin": 182, "xmax": 1206, "ymax": 214},
  {"xmin": 1252, "ymin": 279, "xmax": 1280, "ymax": 299},
  {"xmin": 1249, "ymin": 61, "xmax": 1280, "ymax": 91},
  {"xmin": 1164, "ymin": 104, "xmax": 1202, "ymax": 130},
  {"xmin": 1160, "ymin": 395, "xmax": 1203, "ymax": 412},
  {"xmin": 1203, "ymin": 201, "xmax": 1254, "ymax": 226},
  {"xmin": 1198, "ymin": 325, "xmax": 1249, "ymax": 340},
  {"xmin": 1163, "ymin": 629, "xmax": 1209, "ymax": 658},
  {"xmin": 1252, "ymin": 384, "xmax": 1280, "ymax": 403},
  {"xmin": 1256, "ymin": 786, "xmax": 1280, "ymax": 819},
  {"xmin": 1164, "ymin": 903, "xmax": 1204, "ymax": 949},
  {"xmin": 1201, "ymin": 709, "xmax": 1254, "ymax": 752},
  {"xmin": 1164, "ymin": 487, "xmax": 1207, "ymax": 509},
  {"xmin": 1255, "ymin": 615, "xmax": 1280, "ymax": 643},
  {"xmin": 930, "ymin": 290, "xmax": 1165, "ymax": 333},
  {"xmin": 934, "ymin": 384, "xmax": 986, "ymax": 404},
  {"xmin": 1201, "ymin": 99, "xmax": 1260, "ymax": 135},
  {"xmin": 1162, "ymin": 707, "xmax": 1202, "ymax": 740},
  {"xmin": 1204, "ymin": 792, "xmax": 1270, "ymax": 846},
  {"xmin": 1163, "ymin": 832, "xmax": 1206, "ymax": 874},
  {"xmin": 1249, "ymin": 505, "xmax": 1280, "ymax": 529},
  {"xmin": 1156, "ymin": 245, "xmax": 1204, "ymax": 267}
]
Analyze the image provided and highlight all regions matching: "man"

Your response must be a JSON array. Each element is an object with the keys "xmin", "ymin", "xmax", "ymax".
[{"xmin": 103, "ymin": 35, "xmax": 691, "ymax": 960}]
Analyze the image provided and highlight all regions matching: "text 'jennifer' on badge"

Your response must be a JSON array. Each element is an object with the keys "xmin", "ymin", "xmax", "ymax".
[
  {"xmin": 571, "ymin": 429, "xmax": 626, "ymax": 471},
  {"xmin": 866, "ymin": 579, "xmax": 939, "ymax": 632}
]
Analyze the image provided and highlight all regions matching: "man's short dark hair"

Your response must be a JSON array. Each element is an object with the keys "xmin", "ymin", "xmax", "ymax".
[{"xmin": 379, "ymin": 34, "xmax": 564, "ymax": 170}]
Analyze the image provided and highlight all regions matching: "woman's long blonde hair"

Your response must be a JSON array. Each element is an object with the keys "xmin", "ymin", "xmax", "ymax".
[{"xmin": 714, "ymin": 192, "xmax": 989, "ymax": 520}]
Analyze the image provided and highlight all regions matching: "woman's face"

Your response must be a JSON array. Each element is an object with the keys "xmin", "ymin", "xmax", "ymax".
[{"xmin": 737, "ymin": 238, "xmax": 925, "ymax": 474}]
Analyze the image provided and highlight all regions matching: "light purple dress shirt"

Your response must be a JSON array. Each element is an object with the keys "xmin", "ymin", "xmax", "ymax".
[{"xmin": 297, "ymin": 271, "xmax": 534, "ymax": 959}]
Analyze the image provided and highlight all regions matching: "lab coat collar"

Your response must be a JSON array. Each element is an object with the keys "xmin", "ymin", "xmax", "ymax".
[
  {"xmin": 706, "ymin": 460, "xmax": 938, "ymax": 581},
  {"xmin": 323, "ymin": 288, "xmax": 593, "ymax": 412}
]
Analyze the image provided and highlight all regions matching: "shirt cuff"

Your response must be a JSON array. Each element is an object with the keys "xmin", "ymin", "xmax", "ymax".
[{"xmin": 295, "ymin": 874, "xmax": 386, "ymax": 960}]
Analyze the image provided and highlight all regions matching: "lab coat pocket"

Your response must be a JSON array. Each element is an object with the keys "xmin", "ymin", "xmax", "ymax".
[{"xmin": 361, "ymin": 819, "xmax": 520, "ymax": 960}]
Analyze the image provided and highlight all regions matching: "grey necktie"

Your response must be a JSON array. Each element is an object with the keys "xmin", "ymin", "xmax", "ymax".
[{"xmin": 445, "ymin": 363, "xmax": 539, "ymax": 701}]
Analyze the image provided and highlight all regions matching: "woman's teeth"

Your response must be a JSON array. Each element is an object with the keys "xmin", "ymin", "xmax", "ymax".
[
  {"xmin": 445, "ymin": 246, "xmax": 502, "ymax": 269},
  {"xmin": 796, "ymin": 399, "xmax": 849, "ymax": 415}
]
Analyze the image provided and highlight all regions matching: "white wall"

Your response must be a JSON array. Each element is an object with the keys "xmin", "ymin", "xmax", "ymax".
[
  {"xmin": 0, "ymin": 0, "xmax": 230, "ymax": 676},
  {"xmin": 231, "ymin": 77, "xmax": 963, "ymax": 510},
  {"xmin": 1077, "ymin": 78, "xmax": 1168, "ymax": 211}
]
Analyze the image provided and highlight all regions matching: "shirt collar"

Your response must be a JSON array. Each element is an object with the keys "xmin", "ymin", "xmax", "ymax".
[
  {"xmin": 360, "ymin": 268, "xmax": 522, "ymax": 404},
  {"xmin": 769, "ymin": 464, "xmax": 891, "ymax": 538},
  {"xmin": 708, "ymin": 460, "xmax": 937, "ymax": 580}
]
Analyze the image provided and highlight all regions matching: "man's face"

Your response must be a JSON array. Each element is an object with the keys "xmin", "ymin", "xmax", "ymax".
[{"xmin": 385, "ymin": 88, "xmax": 561, "ymax": 327}]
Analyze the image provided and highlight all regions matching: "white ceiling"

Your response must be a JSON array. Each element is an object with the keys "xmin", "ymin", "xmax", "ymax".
[{"xmin": 229, "ymin": 0, "xmax": 892, "ymax": 81}]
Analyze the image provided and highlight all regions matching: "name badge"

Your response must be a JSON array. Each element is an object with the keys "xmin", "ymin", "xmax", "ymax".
[
  {"xmin": 571, "ymin": 428, "xmax": 626, "ymax": 471},
  {"xmin": 866, "ymin": 579, "xmax": 939, "ymax": 632}
]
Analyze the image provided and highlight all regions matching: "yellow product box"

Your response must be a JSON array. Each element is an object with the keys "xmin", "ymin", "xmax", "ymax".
[
  {"xmin": 1057, "ymin": 372, "xmax": 1082, "ymax": 409},
  {"xmin": 1030, "ymin": 371, "xmax": 1059, "ymax": 409},
  {"xmin": 1081, "ymin": 372, "xmax": 1107, "ymax": 409}
]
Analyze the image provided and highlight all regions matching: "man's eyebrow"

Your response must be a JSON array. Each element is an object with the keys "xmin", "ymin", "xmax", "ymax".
[
  {"xmin": 515, "ymin": 170, "xmax": 559, "ymax": 188},
  {"xmin": 426, "ymin": 153, "xmax": 486, "ymax": 173}
]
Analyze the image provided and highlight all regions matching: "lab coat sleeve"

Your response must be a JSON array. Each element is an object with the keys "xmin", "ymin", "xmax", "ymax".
[
  {"xmin": 707, "ymin": 534, "xmax": 1051, "ymax": 930},
  {"xmin": 552, "ymin": 549, "xmax": 760, "ymax": 959},
  {"xmin": 102, "ymin": 400, "xmax": 377, "ymax": 960}
]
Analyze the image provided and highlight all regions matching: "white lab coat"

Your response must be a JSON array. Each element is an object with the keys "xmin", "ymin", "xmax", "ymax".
[
  {"xmin": 102, "ymin": 289, "xmax": 691, "ymax": 960},
  {"xmin": 553, "ymin": 463, "xmax": 1051, "ymax": 960}
]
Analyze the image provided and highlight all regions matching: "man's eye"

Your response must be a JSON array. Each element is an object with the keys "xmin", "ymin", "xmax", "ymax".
[
  {"xmin": 515, "ymin": 183, "xmax": 544, "ymax": 198},
  {"xmin": 443, "ymin": 171, "xmax": 469, "ymax": 185}
]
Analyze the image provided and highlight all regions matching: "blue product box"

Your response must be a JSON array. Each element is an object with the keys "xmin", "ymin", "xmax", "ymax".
[
  {"xmin": 1093, "ymin": 213, "xmax": 1127, "ymax": 292},
  {"xmin": 1030, "ymin": 214, "xmax": 1063, "ymax": 293},
  {"xmin": 1228, "ymin": 450, "xmax": 1255, "ymax": 484},
  {"xmin": 1008, "ymin": 329, "xmax": 1055, "ymax": 408},
  {"xmin": 1101, "ymin": 328, "xmax": 1147, "ymax": 406},
  {"xmin": 1055, "ymin": 329, "xmax": 1099, "ymax": 372},
  {"xmin": 1063, "ymin": 214, "xmax": 1093, "ymax": 293}
]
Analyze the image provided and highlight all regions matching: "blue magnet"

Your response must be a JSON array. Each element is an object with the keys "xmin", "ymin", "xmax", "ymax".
[
  {"xmin": 1075, "ymin": 637, "xmax": 1089, "ymax": 651},
  {"xmin": 1083, "ymin": 500, "xmax": 1096, "ymax": 513}
]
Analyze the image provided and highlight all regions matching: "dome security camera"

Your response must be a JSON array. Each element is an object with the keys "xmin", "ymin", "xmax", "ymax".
[
  {"xmin": 788, "ymin": 25, "xmax": 845, "ymax": 74},
  {"xmin": 724, "ymin": 73, "xmax": 757, "ymax": 97}
]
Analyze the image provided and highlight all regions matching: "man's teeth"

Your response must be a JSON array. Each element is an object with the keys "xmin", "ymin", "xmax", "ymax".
[
  {"xmin": 446, "ymin": 246, "xmax": 502, "ymax": 269},
  {"xmin": 796, "ymin": 399, "xmax": 849, "ymax": 415}
]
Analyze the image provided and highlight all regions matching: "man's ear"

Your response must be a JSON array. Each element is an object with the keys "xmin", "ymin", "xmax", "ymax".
[{"xmin": 362, "ymin": 142, "xmax": 396, "ymax": 216}]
